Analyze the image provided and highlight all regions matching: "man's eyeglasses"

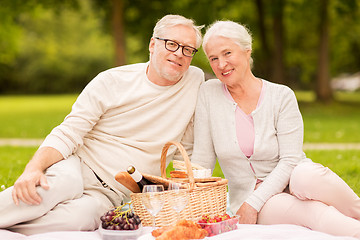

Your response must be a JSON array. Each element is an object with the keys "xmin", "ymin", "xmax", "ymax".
[{"xmin": 155, "ymin": 37, "xmax": 198, "ymax": 57}]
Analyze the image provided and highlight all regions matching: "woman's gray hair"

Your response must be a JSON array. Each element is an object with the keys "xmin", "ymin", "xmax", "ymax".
[
  {"xmin": 152, "ymin": 15, "xmax": 203, "ymax": 49},
  {"xmin": 203, "ymin": 20, "xmax": 253, "ymax": 66}
]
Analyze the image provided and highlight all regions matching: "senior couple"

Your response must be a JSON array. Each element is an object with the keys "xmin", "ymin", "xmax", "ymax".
[{"xmin": 0, "ymin": 14, "xmax": 360, "ymax": 238}]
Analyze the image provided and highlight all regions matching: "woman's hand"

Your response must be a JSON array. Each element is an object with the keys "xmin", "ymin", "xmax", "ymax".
[{"xmin": 236, "ymin": 202, "xmax": 258, "ymax": 224}]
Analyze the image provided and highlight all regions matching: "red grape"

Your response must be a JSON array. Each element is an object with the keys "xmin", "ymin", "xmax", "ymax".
[{"xmin": 100, "ymin": 203, "xmax": 142, "ymax": 231}]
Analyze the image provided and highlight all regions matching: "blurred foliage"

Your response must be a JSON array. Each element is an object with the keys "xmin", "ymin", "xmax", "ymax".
[
  {"xmin": 0, "ymin": 0, "xmax": 113, "ymax": 93},
  {"xmin": 0, "ymin": 0, "xmax": 360, "ymax": 93}
]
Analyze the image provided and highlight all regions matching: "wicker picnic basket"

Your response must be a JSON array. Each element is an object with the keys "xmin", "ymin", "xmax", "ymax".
[{"xmin": 130, "ymin": 141, "xmax": 228, "ymax": 227}]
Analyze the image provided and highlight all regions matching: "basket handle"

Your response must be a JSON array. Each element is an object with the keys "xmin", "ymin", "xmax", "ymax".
[{"xmin": 160, "ymin": 141, "xmax": 195, "ymax": 188}]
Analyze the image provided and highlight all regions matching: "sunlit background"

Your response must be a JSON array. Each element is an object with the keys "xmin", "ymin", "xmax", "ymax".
[
  {"xmin": 1, "ymin": 0, "xmax": 360, "ymax": 96},
  {"xmin": 1, "ymin": 0, "xmax": 360, "ymax": 192}
]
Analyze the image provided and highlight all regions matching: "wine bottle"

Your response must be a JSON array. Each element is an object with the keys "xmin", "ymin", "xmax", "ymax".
[{"xmin": 127, "ymin": 165, "xmax": 153, "ymax": 191}]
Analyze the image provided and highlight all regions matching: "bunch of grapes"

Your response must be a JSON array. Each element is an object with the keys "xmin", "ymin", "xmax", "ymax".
[
  {"xmin": 100, "ymin": 203, "xmax": 141, "ymax": 230},
  {"xmin": 197, "ymin": 213, "xmax": 238, "ymax": 236}
]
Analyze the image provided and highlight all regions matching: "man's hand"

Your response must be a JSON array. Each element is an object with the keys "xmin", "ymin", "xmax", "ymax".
[
  {"xmin": 10, "ymin": 147, "xmax": 63, "ymax": 206},
  {"xmin": 236, "ymin": 202, "xmax": 258, "ymax": 224},
  {"xmin": 12, "ymin": 168, "xmax": 49, "ymax": 206}
]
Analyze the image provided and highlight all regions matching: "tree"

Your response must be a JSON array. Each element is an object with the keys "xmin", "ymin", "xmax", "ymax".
[
  {"xmin": 254, "ymin": 0, "xmax": 271, "ymax": 79},
  {"xmin": 316, "ymin": 0, "xmax": 333, "ymax": 102},
  {"xmin": 271, "ymin": 0, "xmax": 286, "ymax": 85},
  {"xmin": 1, "ymin": 0, "xmax": 360, "ymax": 95},
  {"xmin": 112, "ymin": 0, "xmax": 126, "ymax": 66}
]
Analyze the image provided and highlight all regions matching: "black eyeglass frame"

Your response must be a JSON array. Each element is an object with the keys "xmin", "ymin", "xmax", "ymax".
[{"xmin": 155, "ymin": 37, "xmax": 198, "ymax": 57}]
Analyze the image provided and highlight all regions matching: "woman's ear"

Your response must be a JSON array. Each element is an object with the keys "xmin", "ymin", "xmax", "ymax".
[{"xmin": 246, "ymin": 49, "xmax": 252, "ymax": 59}]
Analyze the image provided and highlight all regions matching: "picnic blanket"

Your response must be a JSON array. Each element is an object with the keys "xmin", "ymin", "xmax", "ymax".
[{"xmin": 1, "ymin": 224, "xmax": 357, "ymax": 240}]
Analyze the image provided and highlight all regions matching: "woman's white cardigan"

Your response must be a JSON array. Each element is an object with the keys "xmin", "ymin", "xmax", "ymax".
[{"xmin": 192, "ymin": 79, "xmax": 309, "ymax": 214}]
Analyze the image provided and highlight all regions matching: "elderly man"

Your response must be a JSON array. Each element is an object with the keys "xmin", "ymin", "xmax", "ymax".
[{"xmin": 0, "ymin": 14, "xmax": 204, "ymax": 235}]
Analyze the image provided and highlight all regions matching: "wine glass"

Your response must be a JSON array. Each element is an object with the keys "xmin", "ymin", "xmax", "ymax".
[
  {"xmin": 168, "ymin": 182, "xmax": 189, "ymax": 221},
  {"xmin": 141, "ymin": 185, "xmax": 164, "ymax": 228}
]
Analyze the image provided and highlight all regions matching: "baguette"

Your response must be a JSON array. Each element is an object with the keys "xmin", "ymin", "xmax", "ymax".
[{"xmin": 115, "ymin": 171, "xmax": 141, "ymax": 193}]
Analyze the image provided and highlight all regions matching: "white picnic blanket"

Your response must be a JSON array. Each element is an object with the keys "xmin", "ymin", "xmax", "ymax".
[{"xmin": 1, "ymin": 224, "xmax": 357, "ymax": 240}]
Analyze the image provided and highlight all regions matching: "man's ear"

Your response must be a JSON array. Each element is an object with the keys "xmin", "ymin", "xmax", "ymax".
[{"xmin": 149, "ymin": 38, "xmax": 155, "ymax": 54}]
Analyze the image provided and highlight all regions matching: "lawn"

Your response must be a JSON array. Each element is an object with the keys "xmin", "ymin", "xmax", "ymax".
[
  {"xmin": 1, "ymin": 146, "xmax": 360, "ymax": 196},
  {"xmin": 1, "ymin": 92, "xmax": 359, "ymax": 142},
  {"xmin": 296, "ymin": 91, "xmax": 360, "ymax": 143},
  {"xmin": 1, "ymin": 92, "xmax": 360, "ymax": 195},
  {"xmin": 0, "ymin": 146, "xmax": 37, "ymax": 189},
  {"xmin": 0, "ymin": 95, "xmax": 77, "ymax": 138}
]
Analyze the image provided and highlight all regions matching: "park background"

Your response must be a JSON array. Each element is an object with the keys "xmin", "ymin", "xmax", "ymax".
[{"xmin": 1, "ymin": 0, "xmax": 360, "ymax": 194}]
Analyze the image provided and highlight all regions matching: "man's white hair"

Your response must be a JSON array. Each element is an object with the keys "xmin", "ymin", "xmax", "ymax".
[{"xmin": 152, "ymin": 14, "xmax": 203, "ymax": 49}]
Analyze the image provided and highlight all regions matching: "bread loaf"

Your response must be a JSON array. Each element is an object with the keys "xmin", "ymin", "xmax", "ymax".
[{"xmin": 115, "ymin": 171, "xmax": 141, "ymax": 193}]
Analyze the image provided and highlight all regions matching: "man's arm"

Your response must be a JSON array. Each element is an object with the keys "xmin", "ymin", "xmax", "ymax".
[{"xmin": 11, "ymin": 147, "xmax": 63, "ymax": 206}]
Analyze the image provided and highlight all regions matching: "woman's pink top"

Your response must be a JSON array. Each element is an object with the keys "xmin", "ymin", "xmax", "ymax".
[{"xmin": 223, "ymin": 81, "xmax": 266, "ymax": 158}]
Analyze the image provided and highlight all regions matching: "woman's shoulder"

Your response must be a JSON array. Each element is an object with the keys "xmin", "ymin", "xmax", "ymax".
[
  {"xmin": 199, "ymin": 79, "xmax": 223, "ymax": 95},
  {"xmin": 263, "ymin": 79, "xmax": 292, "ymax": 90},
  {"xmin": 263, "ymin": 79, "xmax": 296, "ymax": 97},
  {"xmin": 261, "ymin": 80, "xmax": 299, "ymax": 112}
]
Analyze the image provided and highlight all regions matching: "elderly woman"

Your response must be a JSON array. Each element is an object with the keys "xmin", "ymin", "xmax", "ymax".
[{"xmin": 191, "ymin": 20, "xmax": 360, "ymax": 238}]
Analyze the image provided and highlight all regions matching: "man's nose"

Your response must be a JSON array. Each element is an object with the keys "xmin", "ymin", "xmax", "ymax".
[{"xmin": 173, "ymin": 46, "xmax": 183, "ymax": 56}]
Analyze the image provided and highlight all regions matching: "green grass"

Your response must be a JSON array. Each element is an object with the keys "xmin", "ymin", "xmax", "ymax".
[
  {"xmin": 0, "ymin": 95, "xmax": 77, "ymax": 138},
  {"xmin": 301, "ymin": 101, "xmax": 360, "ymax": 143},
  {"xmin": 1, "ymin": 92, "xmax": 360, "ymax": 195},
  {"xmin": 1, "ymin": 92, "xmax": 360, "ymax": 142},
  {"xmin": 295, "ymin": 91, "xmax": 360, "ymax": 143},
  {"xmin": 0, "ymin": 146, "xmax": 37, "ymax": 189},
  {"xmin": 2, "ymin": 147, "xmax": 360, "ymax": 197}
]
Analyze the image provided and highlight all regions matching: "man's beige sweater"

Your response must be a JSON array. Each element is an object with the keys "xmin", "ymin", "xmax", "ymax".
[{"xmin": 40, "ymin": 62, "xmax": 204, "ymax": 200}]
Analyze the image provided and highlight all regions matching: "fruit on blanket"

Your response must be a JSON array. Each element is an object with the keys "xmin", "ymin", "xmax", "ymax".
[
  {"xmin": 197, "ymin": 213, "xmax": 238, "ymax": 236},
  {"xmin": 100, "ymin": 202, "xmax": 141, "ymax": 230}
]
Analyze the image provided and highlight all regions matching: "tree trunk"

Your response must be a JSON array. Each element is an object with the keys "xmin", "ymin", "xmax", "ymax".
[
  {"xmin": 271, "ymin": 0, "xmax": 286, "ymax": 85},
  {"xmin": 316, "ymin": 0, "xmax": 333, "ymax": 102},
  {"xmin": 254, "ymin": 0, "xmax": 271, "ymax": 79},
  {"xmin": 112, "ymin": 0, "xmax": 126, "ymax": 66}
]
